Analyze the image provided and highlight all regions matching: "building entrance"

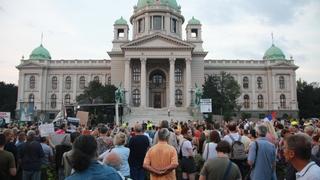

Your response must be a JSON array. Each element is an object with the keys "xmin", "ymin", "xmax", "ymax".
[{"xmin": 149, "ymin": 69, "xmax": 166, "ymax": 108}]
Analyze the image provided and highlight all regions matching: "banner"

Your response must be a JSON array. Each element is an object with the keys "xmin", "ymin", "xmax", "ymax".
[
  {"xmin": 20, "ymin": 102, "xmax": 34, "ymax": 121},
  {"xmin": 0, "ymin": 112, "xmax": 11, "ymax": 123},
  {"xmin": 39, "ymin": 123, "xmax": 55, "ymax": 137},
  {"xmin": 200, "ymin": 99, "xmax": 212, "ymax": 113}
]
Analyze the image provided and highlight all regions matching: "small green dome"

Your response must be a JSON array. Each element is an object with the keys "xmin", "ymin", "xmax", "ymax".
[
  {"xmin": 114, "ymin": 16, "xmax": 127, "ymax": 25},
  {"xmin": 263, "ymin": 44, "xmax": 286, "ymax": 60},
  {"xmin": 29, "ymin": 44, "xmax": 51, "ymax": 60},
  {"xmin": 136, "ymin": 0, "xmax": 179, "ymax": 10},
  {"xmin": 188, "ymin": 16, "xmax": 201, "ymax": 25}
]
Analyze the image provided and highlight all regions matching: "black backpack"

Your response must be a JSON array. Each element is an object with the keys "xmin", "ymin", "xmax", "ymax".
[{"xmin": 229, "ymin": 135, "xmax": 247, "ymax": 160}]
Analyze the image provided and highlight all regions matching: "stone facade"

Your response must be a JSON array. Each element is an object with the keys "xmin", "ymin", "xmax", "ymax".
[{"xmin": 16, "ymin": 1, "xmax": 299, "ymax": 121}]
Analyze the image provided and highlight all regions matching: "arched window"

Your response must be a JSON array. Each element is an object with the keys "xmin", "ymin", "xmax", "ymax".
[
  {"xmin": 243, "ymin": 76, "xmax": 249, "ymax": 89},
  {"xmin": 29, "ymin": 76, "xmax": 35, "ymax": 89},
  {"xmin": 132, "ymin": 89, "xmax": 140, "ymax": 107},
  {"xmin": 51, "ymin": 94, "xmax": 57, "ymax": 109},
  {"xmin": 65, "ymin": 76, "xmax": 71, "ymax": 90},
  {"xmin": 28, "ymin": 94, "xmax": 34, "ymax": 103},
  {"xmin": 133, "ymin": 66, "xmax": 141, "ymax": 82},
  {"xmin": 280, "ymin": 94, "xmax": 286, "ymax": 108},
  {"xmin": 258, "ymin": 94, "xmax": 264, "ymax": 109},
  {"xmin": 152, "ymin": 74, "xmax": 163, "ymax": 86},
  {"xmin": 52, "ymin": 76, "xmax": 58, "ymax": 90},
  {"xmin": 79, "ymin": 76, "xmax": 85, "ymax": 89},
  {"xmin": 175, "ymin": 67, "xmax": 182, "ymax": 83},
  {"xmin": 244, "ymin": 94, "xmax": 250, "ymax": 109},
  {"xmin": 108, "ymin": 76, "xmax": 111, "ymax": 85},
  {"xmin": 279, "ymin": 76, "xmax": 285, "ymax": 89},
  {"xmin": 257, "ymin": 77, "xmax": 263, "ymax": 89},
  {"xmin": 175, "ymin": 89, "xmax": 183, "ymax": 107},
  {"xmin": 93, "ymin": 76, "xmax": 99, "ymax": 82},
  {"xmin": 65, "ymin": 94, "xmax": 71, "ymax": 105}
]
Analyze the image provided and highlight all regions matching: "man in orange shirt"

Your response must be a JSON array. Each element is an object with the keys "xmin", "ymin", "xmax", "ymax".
[{"xmin": 143, "ymin": 128, "xmax": 179, "ymax": 180}]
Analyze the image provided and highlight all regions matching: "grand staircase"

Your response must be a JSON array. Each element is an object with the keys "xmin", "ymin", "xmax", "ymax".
[{"xmin": 123, "ymin": 107, "xmax": 197, "ymax": 126}]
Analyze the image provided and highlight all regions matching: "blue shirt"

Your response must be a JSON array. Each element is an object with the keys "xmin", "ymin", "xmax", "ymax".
[
  {"xmin": 112, "ymin": 145, "xmax": 130, "ymax": 177},
  {"xmin": 66, "ymin": 161, "xmax": 122, "ymax": 180},
  {"xmin": 248, "ymin": 137, "xmax": 276, "ymax": 180}
]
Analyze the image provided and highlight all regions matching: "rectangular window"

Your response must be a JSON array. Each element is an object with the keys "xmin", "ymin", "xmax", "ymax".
[
  {"xmin": 153, "ymin": 16, "xmax": 162, "ymax": 30},
  {"xmin": 171, "ymin": 18, "xmax": 177, "ymax": 33},
  {"xmin": 138, "ymin": 18, "xmax": 145, "ymax": 33},
  {"xmin": 191, "ymin": 29, "xmax": 198, "ymax": 38},
  {"xmin": 117, "ymin": 29, "xmax": 124, "ymax": 38}
]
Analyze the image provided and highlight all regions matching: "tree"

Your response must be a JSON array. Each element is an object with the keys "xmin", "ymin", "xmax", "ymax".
[
  {"xmin": 297, "ymin": 79, "xmax": 320, "ymax": 118},
  {"xmin": 76, "ymin": 81, "xmax": 117, "ymax": 104},
  {"xmin": 0, "ymin": 82, "xmax": 18, "ymax": 118},
  {"xmin": 202, "ymin": 72, "xmax": 241, "ymax": 121}
]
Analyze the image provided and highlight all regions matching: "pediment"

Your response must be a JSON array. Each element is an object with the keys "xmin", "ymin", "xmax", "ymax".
[{"xmin": 121, "ymin": 33, "xmax": 195, "ymax": 50}]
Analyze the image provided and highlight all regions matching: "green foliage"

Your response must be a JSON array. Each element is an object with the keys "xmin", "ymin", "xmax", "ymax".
[
  {"xmin": 241, "ymin": 112, "xmax": 252, "ymax": 120},
  {"xmin": 76, "ymin": 81, "xmax": 117, "ymax": 104},
  {"xmin": 297, "ymin": 79, "xmax": 320, "ymax": 118},
  {"xmin": 0, "ymin": 82, "xmax": 18, "ymax": 118},
  {"xmin": 202, "ymin": 72, "xmax": 241, "ymax": 121}
]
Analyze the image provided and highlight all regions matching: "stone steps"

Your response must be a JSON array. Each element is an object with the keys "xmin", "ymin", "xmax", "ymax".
[{"xmin": 123, "ymin": 107, "xmax": 195, "ymax": 126}]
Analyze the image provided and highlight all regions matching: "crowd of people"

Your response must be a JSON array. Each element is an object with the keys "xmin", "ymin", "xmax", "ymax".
[{"xmin": 0, "ymin": 117, "xmax": 320, "ymax": 180}]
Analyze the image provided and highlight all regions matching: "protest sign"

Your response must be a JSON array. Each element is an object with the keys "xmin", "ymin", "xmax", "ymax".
[
  {"xmin": 76, "ymin": 111, "xmax": 89, "ymax": 127},
  {"xmin": 0, "ymin": 112, "xmax": 11, "ymax": 123},
  {"xmin": 39, "ymin": 124, "xmax": 55, "ymax": 137},
  {"xmin": 50, "ymin": 134, "xmax": 70, "ymax": 146}
]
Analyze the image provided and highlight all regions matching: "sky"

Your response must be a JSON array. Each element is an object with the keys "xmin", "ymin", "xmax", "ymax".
[{"xmin": 0, "ymin": 0, "xmax": 319, "ymax": 85}]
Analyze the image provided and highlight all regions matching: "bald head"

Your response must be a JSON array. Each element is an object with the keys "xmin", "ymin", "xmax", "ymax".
[
  {"xmin": 104, "ymin": 152, "xmax": 122, "ymax": 171},
  {"xmin": 134, "ymin": 123, "xmax": 143, "ymax": 133}
]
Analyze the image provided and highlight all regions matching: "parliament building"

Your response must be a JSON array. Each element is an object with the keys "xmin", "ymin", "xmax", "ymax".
[{"xmin": 16, "ymin": 0, "xmax": 299, "ymax": 122}]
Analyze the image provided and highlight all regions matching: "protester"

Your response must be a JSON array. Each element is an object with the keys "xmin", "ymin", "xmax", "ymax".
[
  {"xmin": 248, "ymin": 124, "xmax": 276, "ymax": 180},
  {"xmin": 104, "ymin": 152, "xmax": 130, "ymax": 179},
  {"xmin": 180, "ymin": 128, "xmax": 197, "ymax": 180},
  {"xmin": 284, "ymin": 133, "xmax": 320, "ymax": 180},
  {"xmin": 96, "ymin": 126, "xmax": 113, "ymax": 155},
  {"xmin": 199, "ymin": 140, "xmax": 241, "ymax": 180},
  {"xmin": 62, "ymin": 131, "xmax": 81, "ymax": 178},
  {"xmin": 66, "ymin": 135, "xmax": 122, "ymax": 180},
  {"xmin": 54, "ymin": 135, "xmax": 72, "ymax": 180},
  {"xmin": 202, "ymin": 130, "xmax": 220, "ymax": 161},
  {"xmin": 153, "ymin": 120, "xmax": 178, "ymax": 151},
  {"xmin": 223, "ymin": 121, "xmax": 248, "ymax": 177},
  {"xmin": 128, "ymin": 123, "xmax": 150, "ymax": 180},
  {"xmin": 19, "ymin": 130, "xmax": 45, "ymax": 180},
  {"xmin": 0, "ymin": 133, "xmax": 17, "ymax": 179},
  {"xmin": 100, "ymin": 132, "xmax": 130, "ymax": 178},
  {"xmin": 40, "ymin": 136, "xmax": 53, "ymax": 180},
  {"xmin": 143, "ymin": 128, "xmax": 179, "ymax": 180}
]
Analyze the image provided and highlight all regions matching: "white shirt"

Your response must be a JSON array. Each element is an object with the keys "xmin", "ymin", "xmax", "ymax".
[
  {"xmin": 202, "ymin": 142, "xmax": 217, "ymax": 160},
  {"xmin": 296, "ymin": 161, "xmax": 320, "ymax": 180},
  {"xmin": 223, "ymin": 132, "xmax": 242, "ymax": 145},
  {"xmin": 180, "ymin": 140, "xmax": 193, "ymax": 157}
]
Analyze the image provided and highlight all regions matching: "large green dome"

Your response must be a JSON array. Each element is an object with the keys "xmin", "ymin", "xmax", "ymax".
[
  {"xmin": 29, "ymin": 44, "xmax": 51, "ymax": 60},
  {"xmin": 263, "ymin": 44, "xmax": 286, "ymax": 60},
  {"xmin": 137, "ymin": 0, "xmax": 179, "ymax": 10}
]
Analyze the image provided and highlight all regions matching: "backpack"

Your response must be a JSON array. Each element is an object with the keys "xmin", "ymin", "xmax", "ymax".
[{"xmin": 229, "ymin": 135, "xmax": 247, "ymax": 160}]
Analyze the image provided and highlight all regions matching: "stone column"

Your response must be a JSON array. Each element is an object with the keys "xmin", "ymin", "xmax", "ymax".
[
  {"xmin": 185, "ymin": 58, "xmax": 192, "ymax": 107},
  {"xmin": 124, "ymin": 58, "xmax": 130, "ymax": 105},
  {"xmin": 251, "ymin": 75, "xmax": 256, "ymax": 110},
  {"xmin": 140, "ymin": 58, "xmax": 147, "ymax": 108},
  {"xmin": 169, "ymin": 58, "xmax": 176, "ymax": 108}
]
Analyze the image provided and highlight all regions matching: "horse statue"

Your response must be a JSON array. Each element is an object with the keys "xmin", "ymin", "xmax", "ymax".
[{"xmin": 115, "ymin": 82, "xmax": 125, "ymax": 104}]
